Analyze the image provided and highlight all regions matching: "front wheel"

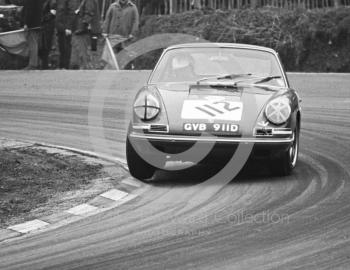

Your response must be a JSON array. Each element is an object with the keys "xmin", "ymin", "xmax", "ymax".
[
  {"xmin": 270, "ymin": 126, "xmax": 299, "ymax": 176},
  {"xmin": 126, "ymin": 137, "xmax": 156, "ymax": 181}
]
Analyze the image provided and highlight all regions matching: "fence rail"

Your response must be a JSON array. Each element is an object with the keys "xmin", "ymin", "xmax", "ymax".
[{"xmin": 132, "ymin": 0, "xmax": 350, "ymax": 15}]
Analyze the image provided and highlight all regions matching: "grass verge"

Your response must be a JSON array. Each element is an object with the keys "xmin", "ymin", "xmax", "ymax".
[{"xmin": 0, "ymin": 147, "xmax": 104, "ymax": 228}]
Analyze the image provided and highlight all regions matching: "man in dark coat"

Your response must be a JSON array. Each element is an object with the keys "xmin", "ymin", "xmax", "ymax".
[
  {"xmin": 22, "ymin": 0, "xmax": 44, "ymax": 69},
  {"xmin": 56, "ymin": 0, "xmax": 78, "ymax": 69},
  {"xmin": 70, "ymin": 0, "xmax": 101, "ymax": 69},
  {"xmin": 40, "ymin": 0, "xmax": 56, "ymax": 69}
]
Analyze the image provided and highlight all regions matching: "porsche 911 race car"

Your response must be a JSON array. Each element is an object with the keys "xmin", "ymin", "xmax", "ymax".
[{"xmin": 126, "ymin": 43, "xmax": 301, "ymax": 181}]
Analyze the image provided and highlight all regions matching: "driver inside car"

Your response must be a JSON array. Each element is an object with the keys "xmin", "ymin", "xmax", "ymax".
[{"xmin": 170, "ymin": 54, "xmax": 197, "ymax": 81}]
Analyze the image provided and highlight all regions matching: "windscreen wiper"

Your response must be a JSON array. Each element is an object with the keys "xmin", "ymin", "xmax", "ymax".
[
  {"xmin": 196, "ymin": 73, "xmax": 252, "ymax": 85},
  {"xmin": 190, "ymin": 82, "xmax": 241, "ymax": 94},
  {"xmin": 253, "ymin": 76, "xmax": 282, "ymax": 84}
]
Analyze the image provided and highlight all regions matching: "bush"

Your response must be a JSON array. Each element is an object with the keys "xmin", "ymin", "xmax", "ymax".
[
  {"xmin": 1, "ymin": 6, "xmax": 349, "ymax": 71},
  {"xmin": 135, "ymin": 7, "xmax": 350, "ymax": 72}
]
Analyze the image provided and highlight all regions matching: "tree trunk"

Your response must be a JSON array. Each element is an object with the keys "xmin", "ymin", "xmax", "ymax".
[
  {"xmin": 334, "ymin": 0, "xmax": 342, "ymax": 7},
  {"xmin": 191, "ymin": 0, "xmax": 202, "ymax": 9},
  {"xmin": 170, "ymin": 0, "xmax": 176, "ymax": 13}
]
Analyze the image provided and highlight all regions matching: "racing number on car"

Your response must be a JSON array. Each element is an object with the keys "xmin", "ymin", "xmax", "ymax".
[
  {"xmin": 181, "ymin": 100, "xmax": 243, "ymax": 121},
  {"xmin": 195, "ymin": 101, "xmax": 240, "ymax": 117},
  {"xmin": 214, "ymin": 101, "xmax": 241, "ymax": 112}
]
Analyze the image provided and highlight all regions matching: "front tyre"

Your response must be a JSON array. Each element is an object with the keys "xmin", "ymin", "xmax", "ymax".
[
  {"xmin": 126, "ymin": 137, "xmax": 156, "ymax": 181},
  {"xmin": 270, "ymin": 126, "xmax": 300, "ymax": 176}
]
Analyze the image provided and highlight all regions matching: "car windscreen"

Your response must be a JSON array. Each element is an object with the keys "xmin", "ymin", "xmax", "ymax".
[{"xmin": 149, "ymin": 47, "xmax": 286, "ymax": 87}]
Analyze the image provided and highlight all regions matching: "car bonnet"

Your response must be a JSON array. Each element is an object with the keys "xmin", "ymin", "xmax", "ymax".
[{"xmin": 155, "ymin": 83, "xmax": 286, "ymax": 134}]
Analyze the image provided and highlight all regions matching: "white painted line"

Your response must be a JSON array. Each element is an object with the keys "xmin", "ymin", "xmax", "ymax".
[
  {"xmin": 66, "ymin": 204, "xmax": 98, "ymax": 216},
  {"xmin": 120, "ymin": 194, "xmax": 137, "ymax": 203},
  {"xmin": 100, "ymin": 189, "xmax": 129, "ymax": 201},
  {"xmin": 113, "ymin": 194, "xmax": 138, "ymax": 207},
  {"xmin": 8, "ymin": 219, "xmax": 49, "ymax": 234},
  {"xmin": 122, "ymin": 178, "xmax": 141, "ymax": 188}
]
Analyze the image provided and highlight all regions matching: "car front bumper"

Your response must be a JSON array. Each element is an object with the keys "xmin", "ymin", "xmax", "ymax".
[{"xmin": 128, "ymin": 132, "xmax": 294, "ymax": 159}]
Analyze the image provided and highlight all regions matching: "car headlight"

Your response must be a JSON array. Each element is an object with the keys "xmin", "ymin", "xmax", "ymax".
[
  {"xmin": 134, "ymin": 92, "xmax": 160, "ymax": 121},
  {"xmin": 265, "ymin": 97, "xmax": 291, "ymax": 125}
]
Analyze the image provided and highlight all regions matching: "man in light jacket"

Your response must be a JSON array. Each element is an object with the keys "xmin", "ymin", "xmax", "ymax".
[{"xmin": 102, "ymin": 0, "xmax": 139, "ymax": 39}]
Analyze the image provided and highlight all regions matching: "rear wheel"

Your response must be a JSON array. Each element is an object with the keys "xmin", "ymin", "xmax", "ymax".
[
  {"xmin": 270, "ymin": 126, "xmax": 299, "ymax": 176},
  {"xmin": 126, "ymin": 137, "xmax": 156, "ymax": 181}
]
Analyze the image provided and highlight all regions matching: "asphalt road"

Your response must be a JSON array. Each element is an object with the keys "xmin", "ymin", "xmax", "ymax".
[{"xmin": 0, "ymin": 71, "xmax": 350, "ymax": 270}]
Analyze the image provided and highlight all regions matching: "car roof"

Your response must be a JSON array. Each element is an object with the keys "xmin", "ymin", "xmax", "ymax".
[{"xmin": 165, "ymin": 43, "xmax": 277, "ymax": 54}]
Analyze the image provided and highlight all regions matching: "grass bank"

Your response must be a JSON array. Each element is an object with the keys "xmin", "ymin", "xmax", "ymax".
[{"xmin": 0, "ymin": 147, "xmax": 103, "ymax": 227}]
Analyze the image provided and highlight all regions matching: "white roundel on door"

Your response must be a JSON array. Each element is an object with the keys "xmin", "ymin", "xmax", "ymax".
[{"xmin": 181, "ymin": 100, "xmax": 243, "ymax": 121}]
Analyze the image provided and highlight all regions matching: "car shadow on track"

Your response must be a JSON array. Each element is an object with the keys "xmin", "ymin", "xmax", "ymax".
[{"xmin": 150, "ymin": 157, "xmax": 301, "ymax": 187}]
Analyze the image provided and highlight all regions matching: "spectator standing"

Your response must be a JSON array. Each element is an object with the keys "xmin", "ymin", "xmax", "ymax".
[
  {"xmin": 22, "ymin": 0, "xmax": 44, "ymax": 69},
  {"xmin": 56, "ymin": 0, "xmax": 76, "ymax": 69},
  {"xmin": 70, "ymin": 0, "xmax": 101, "ymax": 69},
  {"xmin": 102, "ymin": 0, "xmax": 139, "ymax": 41},
  {"xmin": 101, "ymin": 0, "xmax": 139, "ymax": 69},
  {"xmin": 40, "ymin": 0, "xmax": 56, "ymax": 69}
]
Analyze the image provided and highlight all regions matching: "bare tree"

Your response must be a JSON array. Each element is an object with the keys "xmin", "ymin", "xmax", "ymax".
[
  {"xmin": 191, "ymin": 0, "xmax": 202, "ymax": 9},
  {"xmin": 334, "ymin": 0, "xmax": 342, "ymax": 7},
  {"xmin": 170, "ymin": 0, "xmax": 177, "ymax": 14}
]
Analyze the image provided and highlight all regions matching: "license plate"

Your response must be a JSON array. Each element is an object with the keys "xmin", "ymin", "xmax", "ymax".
[{"xmin": 183, "ymin": 123, "xmax": 239, "ymax": 134}]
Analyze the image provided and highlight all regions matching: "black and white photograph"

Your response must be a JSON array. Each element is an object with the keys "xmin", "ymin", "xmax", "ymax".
[{"xmin": 0, "ymin": 0, "xmax": 350, "ymax": 269}]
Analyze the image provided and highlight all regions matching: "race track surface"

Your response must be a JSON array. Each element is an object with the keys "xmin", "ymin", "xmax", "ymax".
[{"xmin": 0, "ymin": 71, "xmax": 349, "ymax": 270}]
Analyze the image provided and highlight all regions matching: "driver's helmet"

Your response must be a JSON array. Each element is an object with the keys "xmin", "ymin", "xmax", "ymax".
[{"xmin": 171, "ymin": 53, "xmax": 194, "ymax": 70}]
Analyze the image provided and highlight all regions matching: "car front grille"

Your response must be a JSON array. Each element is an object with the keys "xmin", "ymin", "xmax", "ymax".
[{"xmin": 149, "ymin": 124, "xmax": 169, "ymax": 133}]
